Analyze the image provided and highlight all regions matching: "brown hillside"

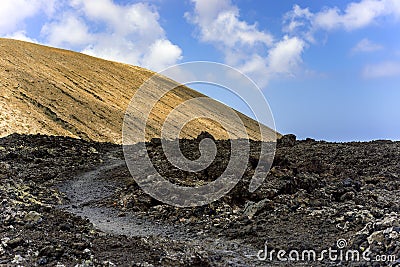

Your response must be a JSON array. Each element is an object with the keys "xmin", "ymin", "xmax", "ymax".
[{"xmin": 0, "ymin": 38, "xmax": 277, "ymax": 144}]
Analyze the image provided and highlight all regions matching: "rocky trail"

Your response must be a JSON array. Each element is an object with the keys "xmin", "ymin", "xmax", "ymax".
[
  {"xmin": 58, "ymin": 155, "xmax": 193, "ymax": 239},
  {"xmin": 57, "ymin": 151, "xmax": 262, "ymax": 266}
]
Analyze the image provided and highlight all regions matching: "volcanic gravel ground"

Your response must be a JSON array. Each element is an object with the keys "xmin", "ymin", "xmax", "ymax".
[{"xmin": 0, "ymin": 133, "xmax": 399, "ymax": 266}]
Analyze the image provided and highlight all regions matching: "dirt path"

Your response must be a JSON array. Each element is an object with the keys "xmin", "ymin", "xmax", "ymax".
[
  {"xmin": 57, "ymin": 158, "xmax": 179, "ymax": 238},
  {"xmin": 57, "ymin": 156, "xmax": 262, "ymax": 266}
]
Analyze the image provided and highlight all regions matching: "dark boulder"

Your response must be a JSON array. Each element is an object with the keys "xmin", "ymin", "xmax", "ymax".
[{"xmin": 278, "ymin": 134, "xmax": 296, "ymax": 147}]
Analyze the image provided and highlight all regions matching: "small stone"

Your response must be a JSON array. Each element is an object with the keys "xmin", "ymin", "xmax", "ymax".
[
  {"xmin": 243, "ymin": 198, "xmax": 274, "ymax": 220},
  {"xmin": 6, "ymin": 237, "xmax": 24, "ymax": 249},
  {"xmin": 367, "ymin": 231, "xmax": 385, "ymax": 245},
  {"xmin": 38, "ymin": 257, "xmax": 48, "ymax": 265},
  {"xmin": 383, "ymin": 227, "xmax": 393, "ymax": 234},
  {"xmin": 39, "ymin": 245, "xmax": 55, "ymax": 257},
  {"xmin": 55, "ymin": 247, "xmax": 65, "ymax": 259},
  {"xmin": 72, "ymin": 242, "xmax": 88, "ymax": 250},
  {"xmin": 88, "ymin": 147, "xmax": 98, "ymax": 154},
  {"xmin": 340, "ymin": 191, "xmax": 355, "ymax": 201},
  {"xmin": 60, "ymin": 223, "xmax": 71, "ymax": 231},
  {"xmin": 11, "ymin": 254, "xmax": 24, "ymax": 264},
  {"xmin": 1, "ymin": 237, "xmax": 10, "ymax": 247},
  {"xmin": 0, "ymin": 162, "xmax": 10, "ymax": 172},
  {"xmin": 342, "ymin": 178, "xmax": 354, "ymax": 187},
  {"xmin": 24, "ymin": 211, "xmax": 42, "ymax": 224}
]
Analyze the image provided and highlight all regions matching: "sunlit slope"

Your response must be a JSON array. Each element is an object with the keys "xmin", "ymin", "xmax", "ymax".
[{"xmin": 0, "ymin": 38, "xmax": 278, "ymax": 143}]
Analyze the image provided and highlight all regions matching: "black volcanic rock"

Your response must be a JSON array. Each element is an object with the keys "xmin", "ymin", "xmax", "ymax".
[
  {"xmin": 1, "ymin": 134, "xmax": 399, "ymax": 266},
  {"xmin": 278, "ymin": 133, "xmax": 297, "ymax": 147}
]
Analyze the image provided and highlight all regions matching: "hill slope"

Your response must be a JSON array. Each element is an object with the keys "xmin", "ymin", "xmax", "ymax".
[{"xmin": 0, "ymin": 38, "xmax": 277, "ymax": 143}]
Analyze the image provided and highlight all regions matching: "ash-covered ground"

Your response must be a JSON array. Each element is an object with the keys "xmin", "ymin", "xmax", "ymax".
[{"xmin": 0, "ymin": 133, "xmax": 399, "ymax": 266}]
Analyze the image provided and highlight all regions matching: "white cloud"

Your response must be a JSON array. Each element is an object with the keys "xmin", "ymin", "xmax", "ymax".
[
  {"xmin": 283, "ymin": 5, "xmax": 313, "ymax": 37},
  {"xmin": 185, "ymin": 0, "xmax": 273, "ymax": 48},
  {"xmin": 286, "ymin": 0, "xmax": 400, "ymax": 36},
  {"xmin": 0, "ymin": 0, "xmax": 181, "ymax": 71},
  {"xmin": 313, "ymin": 0, "xmax": 387, "ymax": 31},
  {"xmin": 186, "ymin": 0, "xmax": 305, "ymax": 87},
  {"xmin": 236, "ymin": 36, "xmax": 306, "ymax": 86},
  {"xmin": 282, "ymin": 0, "xmax": 400, "ymax": 79},
  {"xmin": 80, "ymin": 38, "xmax": 142, "ymax": 66},
  {"xmin": 70, "ymin": 0, "xmax": 165, "ymax": 40},
  {"xmin": 268, "ymin": 36, "xmax": 305, "ymax": 75},
  {"xmin": 40, "ymin": 0, "xmax": 182, "ymax": 71},
  {"xmin": 0, "ymin": 0, "xmax": 55, "ymax": 35},
  {"xmin": 363, "ymin": 61, "xmax": 400, "ymax": 78},
  {"xmin": 142, "ymin": 39, "xmax": 182, "ymax": 71},
  {"xmin": 352, "ymin": 38, "xmax": 383, "ymax": 53},
  {"xmin": 3, "ymin": 30, "xmax": 39, "ymax": 43},
  {"xmin": 238, "ymin": 54, "xmax": 270, "ymax": 87},
  {"xmin": 41, "ymin": 14, "xmax": 93, "ymax": 47}
]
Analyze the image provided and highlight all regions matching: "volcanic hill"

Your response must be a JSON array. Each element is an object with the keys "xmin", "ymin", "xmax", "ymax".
[{"xmin": 0, "ymin": 38, "xmax": 277, "ymax": 144}]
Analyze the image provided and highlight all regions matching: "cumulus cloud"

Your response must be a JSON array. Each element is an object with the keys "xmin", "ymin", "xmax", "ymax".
[
  {"xmin": 0, "ymin": 0, "xmax": 56, "ymax": 35},
  {"xmin": 40, "ymin": 0, "xmax": 182, "ymax": 71},
  {"xmin": 185, "ymin": 0, "xmax": 400, "ymax": 86},
  {"xmin": 142, "ymin": 39, "xmax": 183, "ymax": 71},
  {"xmin": 268, "ymin": 36, "xmax": 305, "ymax": 75},
  {"xmin": 41, "ymin": 14, "xmax": 93, "ymax": 47},
  {"xmin": 3, "ymin": 30, "xmax": 39, "ymax": 43},
  {"xmin": 185, "ymin": 0, "xmax": 273, "ymax": 48},
  {"xmin": 283, "ymin": 4, "xmax": 314, "ymax": 42},
  {"xmin": 186, "ymin": 0, "xmax": 304, "ymax": 87},
  {"xmin": 1, "ymin": 0, "xmax": 182, "ymax": 71},
  {"xmin": 313, "ymin": 0, "xmax": 388, "ymax": 31},
  {"xmin": 352, "ymin": 38, "xmax": 383, "ymax": 53},
  {"xmin": 285, "ymin": 0, "xmax": 400, "ymax": 36},
  {"xmin": 282, "ymin": 0, "xmax": 400, "ymax": 79},
  {"xmin": 363, "ymin": 61, "xmax": 400, "ymax": 78}
]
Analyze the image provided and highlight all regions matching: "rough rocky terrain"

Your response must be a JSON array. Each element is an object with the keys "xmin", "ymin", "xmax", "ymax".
[{"xmin": 1, "ymin": 133, "xmax": 399, "ymax": 266}]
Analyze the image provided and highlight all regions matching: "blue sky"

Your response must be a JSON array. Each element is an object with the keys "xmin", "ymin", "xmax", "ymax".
[{"xmin": 1, "ymin": 0, "xmax": 400, "ymax": 141}]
